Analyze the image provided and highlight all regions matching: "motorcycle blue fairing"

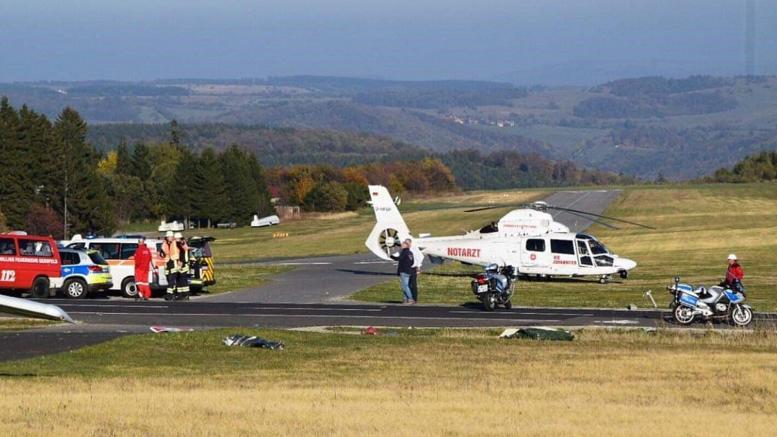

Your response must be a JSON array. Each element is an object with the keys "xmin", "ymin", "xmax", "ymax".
[
  {"xmin": 724, "ymin": 290, "xmax": 744, "ymax": 304},
  {"xmin": 679, "ymin": 293, "xmax": 699, "ymax": 307}
]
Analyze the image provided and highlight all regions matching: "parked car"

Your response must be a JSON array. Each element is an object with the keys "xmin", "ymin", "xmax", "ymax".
[
  {"xmin": 58, "ymin": 249, "xmax": 113, "ymax": 298},
  {"xmin": 66, "ymin": 237, "xmax": 168, "ymax": 298},
  {"xmin": 0, "ymin": 232, "xmax": 63, "ymax": 298}
]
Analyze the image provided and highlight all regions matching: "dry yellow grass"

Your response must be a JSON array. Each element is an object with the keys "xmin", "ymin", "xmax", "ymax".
[{"xmin": 1, "ymin": 329, "xmax": 776, "ymax": 436}]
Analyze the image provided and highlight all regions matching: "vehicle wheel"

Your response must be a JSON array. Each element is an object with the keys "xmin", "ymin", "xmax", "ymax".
[
  {"xmin": 482, "ymin": 293, "xmax": 496, "ymax": 312},
  {"xmin": 121, "ymin": 277, "xmax": 138, "ymax": 298},
  {"xmin": 673, "ymin": 305, "xmax": 695, "ymax": 325},
  {"xmin": 619, "ymin": 270, "xmax": 628, "ymax": 279},
  {"xmin": 30, "ymin": 277, "xmax": 50, "ymax": 299},
  {"xmin": 599, "ymin": 276, "xmax": 608, "ymax": 284},
  {"xmin": 64, "ymin": 278, "xmax": 88, "ymax": 299},
  {"xmin": 503, "ymin": 299, "xmax": 513, "ymax": 310},
  {"xmin": 730, "ymin": 306, "xmax": 753, "ymax": 327}
]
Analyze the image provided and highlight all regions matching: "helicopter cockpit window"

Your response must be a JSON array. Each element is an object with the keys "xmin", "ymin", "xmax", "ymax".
[
  {"xmin": 576, "ymin": 240, "xmax": 593, "ymax": 266},
  {"xmin": 526, "ymin": 239, "xmax": 546, "ymax": 252},
  {"xmin": 479, "ymin": 222, "xmax": 499, "ymax": 234},
  {"xmin": 588, "ymin": 239, "xmax": 609, "ymax": 255}
]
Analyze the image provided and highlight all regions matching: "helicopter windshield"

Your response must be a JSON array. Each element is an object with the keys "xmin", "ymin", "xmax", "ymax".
[
  {"xmin": 576, "ymin": 234, "xmax": 609, "ymax": 254},
  {"xmin": 588, "ymin": 239, "xmax": 609, "ymax": 255}
]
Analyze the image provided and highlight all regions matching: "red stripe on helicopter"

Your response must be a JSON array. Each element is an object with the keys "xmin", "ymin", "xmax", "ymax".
[{"xmin": 447, "ymin": 248, "xmax": 481, "ymax": 258}]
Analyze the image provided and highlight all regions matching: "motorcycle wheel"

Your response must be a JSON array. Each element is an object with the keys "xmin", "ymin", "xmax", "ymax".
[
  {"xmin": 482, "ymin": 293, "xmax": 496, "ymax": 312},
  {"xmin": 673, "ymin": 305, "xmax": 695, "ymax": 325},
  {"xmin": 730, "ymin": 306, "xmax": 753, "ymax": 327}
]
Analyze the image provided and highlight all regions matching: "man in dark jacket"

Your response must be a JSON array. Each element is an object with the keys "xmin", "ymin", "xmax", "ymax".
[{"xmin": 397, "ymin": 239, "xmax": 415, "ymax": 304}]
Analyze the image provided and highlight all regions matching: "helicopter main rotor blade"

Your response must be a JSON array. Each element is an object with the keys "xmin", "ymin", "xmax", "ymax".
[
  {"xmin": 463, "ymin": 205, "xmax": 514, "ymax": 213},
  {"xmin": 560, "ymin": 209, "xmax": 620, "ymax": 230},
  {"xmin": 548, "ymin": 206, "xmax": 655, "ymax": 230}
]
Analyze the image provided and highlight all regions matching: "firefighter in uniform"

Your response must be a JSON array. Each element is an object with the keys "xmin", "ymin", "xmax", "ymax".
[
  {"xmin": 174, "ymin": 232, "xmax": 191, "ymax": 300},
  {"xmin": 162, "ymin": 231, "xmax": 179, "ymax": 300}
]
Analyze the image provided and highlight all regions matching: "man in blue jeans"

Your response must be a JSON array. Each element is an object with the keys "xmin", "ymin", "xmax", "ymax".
[{"xmin": 397, "ymin": 239, "xmax": 415, "ymax": 304}]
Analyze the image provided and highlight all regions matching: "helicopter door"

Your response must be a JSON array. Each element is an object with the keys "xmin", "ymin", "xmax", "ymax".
[
  {"xmin": 576, "ymin": 239, "xmax": 594, "ymax": 267},
  {"xmin": 521, "ymin": 238, "xmax": 548, "ymax": 268}
]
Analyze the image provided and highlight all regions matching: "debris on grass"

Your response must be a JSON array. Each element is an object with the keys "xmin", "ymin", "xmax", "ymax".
[
  {"xmin": 223, "ymin": 334, "xmax": 284, "ymax": 350},
  {"xmin": 362, "ymin": 326, "xmax": 378, "ymax": 336},
  {"xmin": 499, "ymin": 327, "xmax": 575, "ymax": 341},
  {"xmin": 150, "ymin": 326, "xmax": 195, "ymax": 334}
]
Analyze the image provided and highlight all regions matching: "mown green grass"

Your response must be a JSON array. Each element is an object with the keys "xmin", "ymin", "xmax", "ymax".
[
  {"xmin": 1, "ymin": 327, "xmax": 775, "ymax": 378},
  {"xmin": 353, "ymin": 183, "xmax": 777, "ymax": 311},
  {"xmin": 0, "ymin": 318, "xmax": 56, "ymax": 332},
  {"xmin": 204, "ymin": 264, "xmax": 293, "ymax": 294}
]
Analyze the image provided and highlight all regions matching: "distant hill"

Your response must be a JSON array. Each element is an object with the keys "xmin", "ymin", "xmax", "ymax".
[{"xmin": 5, "ymin": 74, "xmax": 777, "ymax": 179}]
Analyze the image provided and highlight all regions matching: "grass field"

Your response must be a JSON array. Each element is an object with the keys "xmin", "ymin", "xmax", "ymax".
[
  {"xmin": 0, "ymin": 318, "xmax": 54, "ymax": 331},
  {"xmin": 0, "ymin": 328, "xmax": 775, "ymax": 435},
  {"xmin": 205, "ymin": 264, "xmax": 293, "ymax": 295},
  {"xmin": 353, "ymin": 183, "xmax": 777, "ymax": 311}
]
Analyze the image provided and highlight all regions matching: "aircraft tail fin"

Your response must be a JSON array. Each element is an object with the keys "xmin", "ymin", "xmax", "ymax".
[{"xmin": 365, "ymin": 185, "xmax": 411, "ymax": 260}]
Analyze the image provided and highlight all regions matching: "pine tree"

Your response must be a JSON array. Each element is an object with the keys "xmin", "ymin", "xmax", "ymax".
[
  {"xmin": 130, "ymin": 143, "xmax": 153, "ymax": 179},
  {"xmin": 115, "ymin": 141, "xmax": 132, "ymax": 175},
  {"xmin": 0, "ymin": 98, "xmax": 28, "ymax": 228},
  {"xmin": 168, "ymin": 147, "xmax": 198, "ymax": 225},
  {"xmin": 220, "ymin": 145, "xmax": 260, "ymax": 225},
  {"xmin": 247, "ymin": 152, "xmax": 274, "ymax": 216},
  {"xmin": 196, "ymin": 147, "xmax": 228, "ymax": 227},
  {"xmin": 53, "ymin": 107, "xmax": 115, "ymax": 237}
]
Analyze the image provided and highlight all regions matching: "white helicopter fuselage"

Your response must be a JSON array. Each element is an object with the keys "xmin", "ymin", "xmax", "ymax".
[
  {"xmin": 416, "ymin": 232, "xmax": 636, "ymax": 278},
  {"xmin": 365, "ymin": 185, "xmax": 637, "ymax": 279}
]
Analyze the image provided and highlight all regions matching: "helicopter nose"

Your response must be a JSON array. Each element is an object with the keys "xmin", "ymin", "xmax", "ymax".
[{"xmin": 615, "ymin": 257, "xmax": 637, "ymax": 271}]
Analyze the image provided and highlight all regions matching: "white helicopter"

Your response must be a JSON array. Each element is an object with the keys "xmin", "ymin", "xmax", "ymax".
[{"xmin": 365, "ymin": 185, "xmax": 651, "ymax": 283}]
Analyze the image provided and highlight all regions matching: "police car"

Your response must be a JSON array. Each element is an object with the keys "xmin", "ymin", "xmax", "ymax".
[
  {"xmin": 58, "ymin": 249, "xmax": 113, "ymax": 298},
  {"xmin": 66, "ymin": 236, "xmax": 168, "ymax": 298}
]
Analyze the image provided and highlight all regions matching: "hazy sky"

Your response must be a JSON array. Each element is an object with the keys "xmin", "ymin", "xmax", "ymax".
[{"xmin": 2, "ymin": 0, "xmax": 776, "ymax": 84}]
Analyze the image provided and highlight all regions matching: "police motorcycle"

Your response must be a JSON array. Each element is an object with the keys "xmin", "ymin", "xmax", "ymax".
[
  {"xmin": 667, "ymin": 276, "xmax": 753, "ymax": 327},
  {"xmin": 471, "ymin": 264, "xmax": 515, "ymax": 311}
]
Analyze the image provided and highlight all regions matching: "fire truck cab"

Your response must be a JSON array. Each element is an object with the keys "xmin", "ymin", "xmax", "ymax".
[{"xmin": 0, "ymin": 232, "xmax": 63, "ymax": 298}]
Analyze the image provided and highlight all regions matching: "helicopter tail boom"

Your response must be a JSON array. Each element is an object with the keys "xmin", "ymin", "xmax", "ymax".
[{"xmin": 365, "ymin": 185, "xmax": 412, "ymax": 260}]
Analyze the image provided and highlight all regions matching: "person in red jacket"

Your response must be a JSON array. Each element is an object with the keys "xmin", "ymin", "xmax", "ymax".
[
  {"xmin": 133, "ymin": 236, "xmax": 153, "ymax": 300},
  {"xmin": 724, "ymin": 253, "xmax": 744, "ymax": 288}
]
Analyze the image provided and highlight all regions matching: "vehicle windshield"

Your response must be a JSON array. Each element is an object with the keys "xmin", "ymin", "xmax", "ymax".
[
  {"xmin": 88, "ymin": 251, "xmax": 108, "ymax": 265},
  {"xmin": 588, "ymin": 239, "xmax": 609, "ymax": 255}
]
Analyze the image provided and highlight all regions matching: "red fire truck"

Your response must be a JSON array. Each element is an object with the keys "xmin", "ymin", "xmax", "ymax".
[{"xmin": 0, "ymin": 232, "xmax": 63, "ymax": 298}]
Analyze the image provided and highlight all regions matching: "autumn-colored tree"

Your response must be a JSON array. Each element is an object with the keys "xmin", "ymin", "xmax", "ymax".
[{"xmin": 25, "ymin": 204, "xmax": 64, "ymax": 239}]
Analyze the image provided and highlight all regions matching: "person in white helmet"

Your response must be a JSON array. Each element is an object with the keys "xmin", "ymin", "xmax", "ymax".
[
  {"xmin": 161, "ymin": 231, "xmax": 179, "ymax": 300},
  {"xmin": 724, "ymin": 253, "xmax": 744, "ymax": 289}
]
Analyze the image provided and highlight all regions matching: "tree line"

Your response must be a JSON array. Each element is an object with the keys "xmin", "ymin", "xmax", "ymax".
[
  {"xmin": 705, "ymin": 151, "xmax": 777, "ymax": 183},
  {"xmin": 0, "ymin": 99, "xmax": 274, "ymax": 237},
  {"xmin": 266, "ymin": 159, "xmax": 458, "ymax": 212}
]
